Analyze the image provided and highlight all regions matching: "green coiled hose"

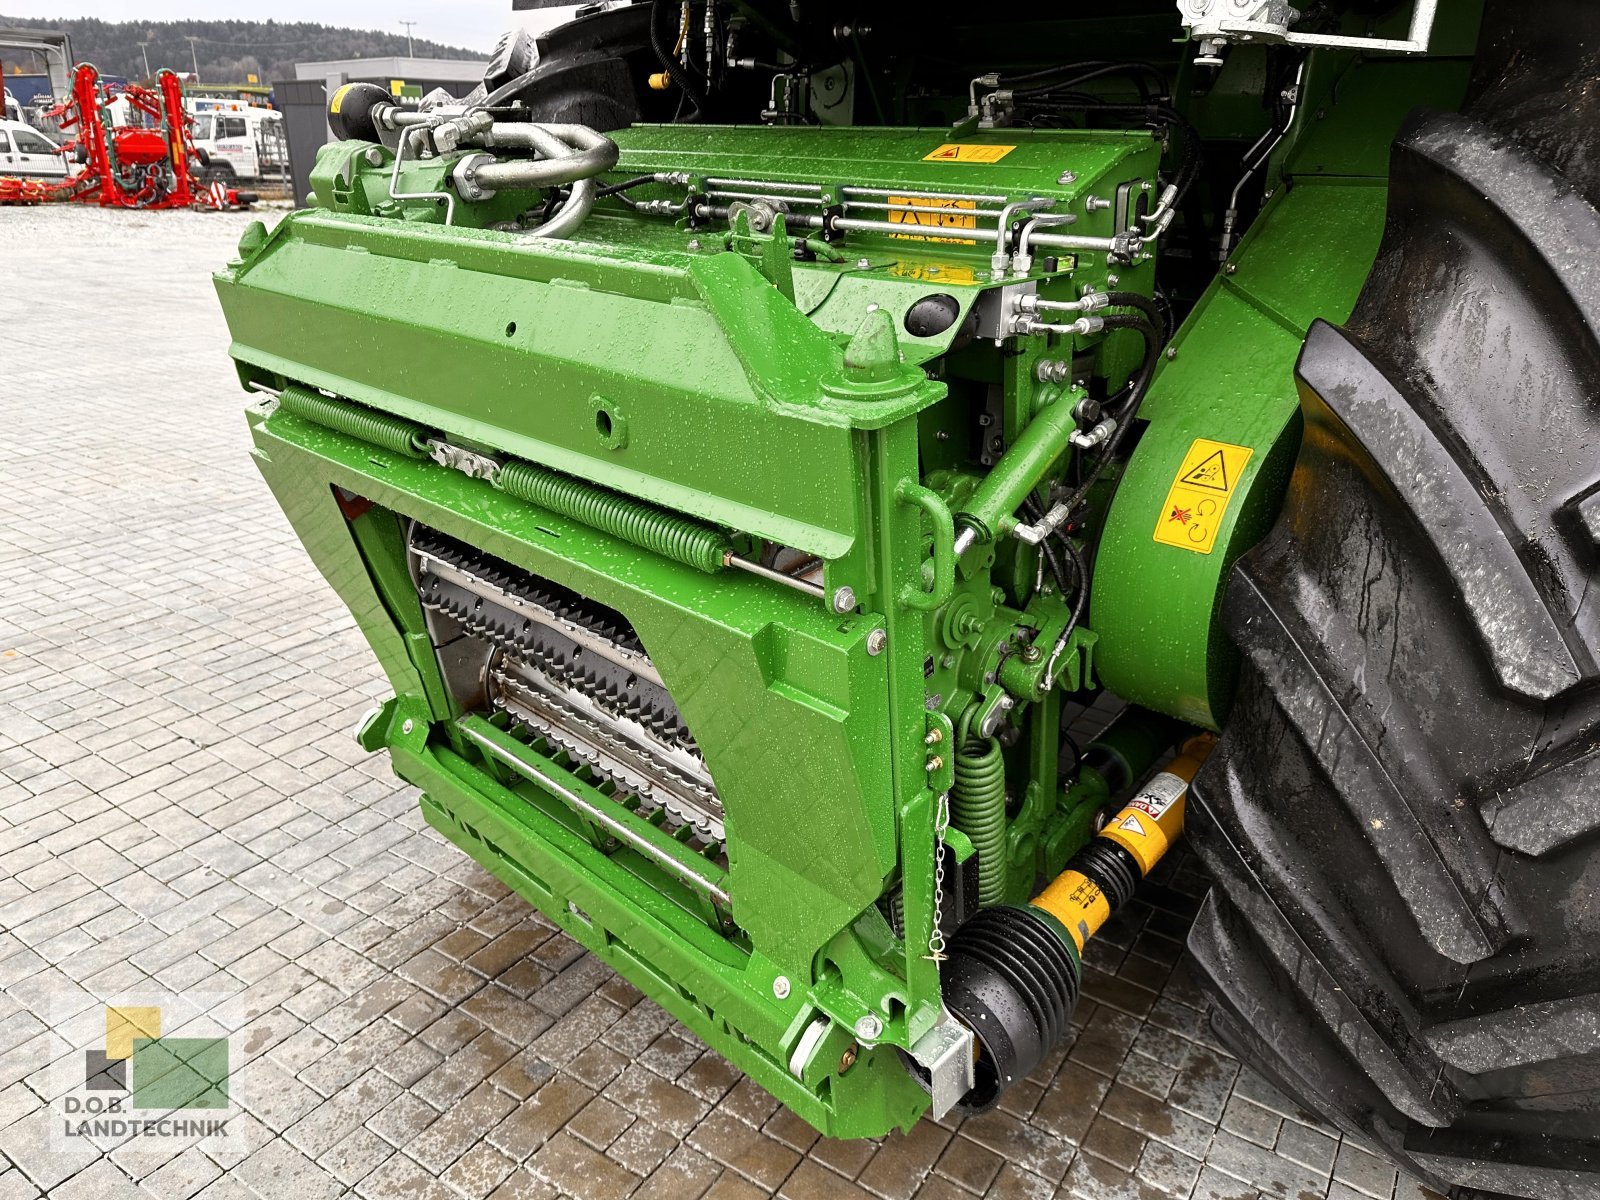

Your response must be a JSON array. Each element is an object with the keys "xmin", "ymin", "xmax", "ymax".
[
  {"xmin": 952, "ymin": 737, "xmax": 1008, "ymax": 907},
  {"xmin": 276, "ymin": 386, "xmax": 429, "ymax": 459},
  {"xmin": 497, "ymin": 459, "xmax": 733, "ymax": 574}
]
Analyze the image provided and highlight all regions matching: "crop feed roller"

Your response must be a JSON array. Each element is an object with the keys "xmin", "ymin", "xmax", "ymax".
[{"xmin": 219, "ymin": 3, "xmax": 1600, "ymax": 1193}]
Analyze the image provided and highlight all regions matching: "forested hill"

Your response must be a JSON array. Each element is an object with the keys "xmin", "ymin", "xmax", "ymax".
[{"xmin": 0, "ymin": 17, "xmax": 488, "ymax": 84}]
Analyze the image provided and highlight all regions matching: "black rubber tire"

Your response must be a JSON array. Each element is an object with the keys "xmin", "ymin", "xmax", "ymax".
[{"xmin": 1187, "ymin": 5, "xmax": 1600, "ymax": 1198}]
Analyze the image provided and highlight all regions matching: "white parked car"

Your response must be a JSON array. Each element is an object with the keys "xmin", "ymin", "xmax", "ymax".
[{"xmin": 0, "ymin": 119, "xmax": 68, "ymax": 179}]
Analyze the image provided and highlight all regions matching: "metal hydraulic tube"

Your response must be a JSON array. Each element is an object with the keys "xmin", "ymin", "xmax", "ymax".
[{"xmin": 940, "ymin": 737, "xmax": 1213, "ymax": 1111}]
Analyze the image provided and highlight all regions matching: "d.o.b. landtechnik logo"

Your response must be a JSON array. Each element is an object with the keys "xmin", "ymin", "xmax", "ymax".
[{"xmin": 61, "ymin": 1004, "xmax": 230, "ymax": 1140}]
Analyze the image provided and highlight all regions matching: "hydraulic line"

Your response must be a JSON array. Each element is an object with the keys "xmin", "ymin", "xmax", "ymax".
[
  {"xmin": 941, "ymin": 736, "xmax": 1213, "ymax": 1112},
  {"xmin": 496, "ymin": 459, "xmax": 733, "ymax": 574},
  {"xmin": 951, "ymin": 737, "xmax": 1008, "ymax": 907},
  {"xmin": 275, "ymin": 386, "xmax": 429, "ymax": 459},
  {"xmin": 650, "ymin": 0, "xmax": 707, "ymax": 120}
]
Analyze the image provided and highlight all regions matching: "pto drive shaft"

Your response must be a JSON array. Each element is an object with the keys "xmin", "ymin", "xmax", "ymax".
[{"xmin": 939, "ymin": 737, "xmax": 1214, "ymax": 1112}]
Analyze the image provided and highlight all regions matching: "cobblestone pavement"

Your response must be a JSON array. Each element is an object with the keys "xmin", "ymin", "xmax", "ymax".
[{"xmin": 0, "ymin": 205, "xmax": 1441, "ymax": 1200}]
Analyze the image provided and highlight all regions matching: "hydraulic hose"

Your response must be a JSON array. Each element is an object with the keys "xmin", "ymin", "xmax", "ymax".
[
  {"xmin": 941, "ymin": 736, "xmax": 1213, "ymax": 1113},
  {"xmin": 650, "ymin": 0, "xmax": 707, "ymax": 120},
  {"xmin": 951, "ymin": 738, "xmax": 1008, "ymax": 908}
]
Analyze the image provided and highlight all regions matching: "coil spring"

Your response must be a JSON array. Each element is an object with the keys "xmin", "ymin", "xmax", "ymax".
[
  {"xmin": 952, "ymin": 737, "xmax": 1008, "ymax": 908},
  {"xmin": 497, "ymin": 459, "xmax": 732, "ymax": 574},
  {"xmin": 276, "ymin": 386, "xmax": 429, "ymax": 459}
]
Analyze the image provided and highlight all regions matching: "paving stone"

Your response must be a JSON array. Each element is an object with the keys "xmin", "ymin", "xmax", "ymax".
[{"xmin": 527, "ymin": 1131, "xmax": 639, "ymax": 1200}]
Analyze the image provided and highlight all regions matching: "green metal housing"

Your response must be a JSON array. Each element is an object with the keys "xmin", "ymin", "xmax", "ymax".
[{"xmin": 217, "ymin": 7, "xmax": 1484, "ymax": 1136}]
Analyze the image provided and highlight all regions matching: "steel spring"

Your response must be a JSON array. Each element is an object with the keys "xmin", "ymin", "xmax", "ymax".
[
  {"xmin": 497, "ymin": 459, "xmax": 732, "ymax": 574},
  {"xmin": 952, "ymin": 737, "xmax": 1008, "ymax": 908},
  {"xmin": 276, "ymin": 386, "xmax": 429, "ymax": 459}
]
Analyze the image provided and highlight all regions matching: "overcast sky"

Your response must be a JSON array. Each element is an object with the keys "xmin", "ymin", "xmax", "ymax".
[{"xmin": 3, "ymin": 3, "xmax": 511, "ymax": 52}]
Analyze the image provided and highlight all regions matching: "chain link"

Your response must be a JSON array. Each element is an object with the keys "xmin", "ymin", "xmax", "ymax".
[{"xmin": 925, "ymin": 789, "xmax": 951, "ymax": 962}]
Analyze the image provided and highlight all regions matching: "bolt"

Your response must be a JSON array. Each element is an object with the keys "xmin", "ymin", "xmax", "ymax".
[
  {"xmin": 832, "ymin": 586, "xmax": 858, "ymax": 614},
  {"xmin": 855, "ymin": 1014, "xmax": 883, "ymax": 1041},
  {"xmin": 1106, "ymin": 274, "xmax": 1120, "ymax": 287},
  {"xmin": 364, "ymin": 147, "xmax": 384, "ymax": 166},
  {"xmin": 856, "ymin": 257, "xmax": 871, "ymax": 269},
  {"xmin": 941, "ymin": 653, "xmax": 956, "ymax": 669},
  {"xmin": 687, "ymin": 238, "xmax": 702, "ymax": 250},
  {"xmin": 1224, "ymin": 262, "xmax": 1237, "ymax": 275},
  {"xmin": 866, "ymin": 628, "xmax": 887, "ymax": 657},
  {"xmin": 926, "ymin": 756, "xmax": 944, "ymax": 773},
  {"xmin": 1021, "ymin": 645, "xmax": 1043, "ymax": 664},
  {"xmin": 925, "ymin": 728, "xmax": 943, "ymax": 746},
  {"xmin": 1166, "ymin": 346, "xmax": 1179, "ymax": 360},
  {"xmin": 401, "ymin": 719, "xmax": 414, "ymax": 735},
  {"xmin": 773, "ymin": 976, "xmax": 791, "ymax": 1000},
  {"xmin": 838, "ymin": 1045, "xmax": 858, "ymax": 1073},
  {"xmin": 1057, "ymin": 170, "xmax": 1077, "ymax": 184}
]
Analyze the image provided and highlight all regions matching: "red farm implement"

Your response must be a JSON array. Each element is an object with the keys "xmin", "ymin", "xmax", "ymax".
[{"xmin": 1, "ymin": 64, "xmax": 252, "ymax": 210}]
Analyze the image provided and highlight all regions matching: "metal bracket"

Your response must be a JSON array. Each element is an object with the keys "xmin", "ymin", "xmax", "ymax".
[
  {"xmin": 425, "ymin": 437, "xmax": 502, "ymax": 482},
  {"xmin": 1177, "ymin": 0, "xmax": 1438, "ymax": 56},
  {"xmin": 906, "ymin": 1009, "xmax": 975, "ymax": 1119}
]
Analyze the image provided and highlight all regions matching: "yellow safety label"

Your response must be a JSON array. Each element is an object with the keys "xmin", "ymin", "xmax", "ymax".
[
  {"xmin": 923, "ymin": 143, "xmax": 1016, "ymax": 164},
  {"xmin": 886, "ymin": 195, "xmax": 979, "ymax": 245},
  {"xmin": 887, "ymin": 261, "xmax": 981, "ymax": 284},
  {"xmin": 329, "ymin": 83, "xmax": 352, "ymax": 114},
  {"xmin": 1152, "ymin": 438, "xmax": 1254, "ymax": 555}
]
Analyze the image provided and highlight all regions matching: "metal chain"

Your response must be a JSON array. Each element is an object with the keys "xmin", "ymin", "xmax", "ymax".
[{"xmin": 925, "ymin": 790, "xmax": 951, "ymax": 962}]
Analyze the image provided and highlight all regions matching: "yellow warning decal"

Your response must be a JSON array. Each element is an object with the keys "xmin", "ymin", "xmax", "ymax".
[
  {"xmin": 1152, "ymin": 438, "xmax": 1255, "ymax": 555},
  {"xmin": 886, "ymin": 195, "xmax": 979, "ymax": 245},
  {"xmin": 923, "ymin": 143, "xmax": 1016, "ymax": 164},
  {"xmin": 329, "ymin": 83, "xmax": 352, "ymax": 114}
]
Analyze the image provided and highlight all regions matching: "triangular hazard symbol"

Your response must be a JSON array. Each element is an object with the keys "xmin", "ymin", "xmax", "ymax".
[
  {"xmin": 1180, "ymin": 450, "xmax": 1230, "ymax": 492},
  {"xmin": 931, "ymin": 146, "xmax": 959, "ymax": 159},
  {"xmin": 1118, "ymin": 814, "xmax": 1144, "ymax": 835}
]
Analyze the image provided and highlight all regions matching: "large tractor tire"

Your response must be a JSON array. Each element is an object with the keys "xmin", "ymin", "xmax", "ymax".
[{"xmin": 1186, "ymin": 5, "xmax": 1600, "ymax": 1197}]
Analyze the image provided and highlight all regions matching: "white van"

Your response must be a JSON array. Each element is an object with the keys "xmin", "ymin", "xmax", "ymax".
[
  {"xmin": 187, "ymin": 102, "xmax": 284, "ymax": 184},
  {"xmin": 0, "ymin": 119, "xmax": 68, "ymax": 179}
]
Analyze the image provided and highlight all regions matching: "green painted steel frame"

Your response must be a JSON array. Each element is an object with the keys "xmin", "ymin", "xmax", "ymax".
[{"xmin": 246, "ymin": 396, "xmax": 939, "ymax": 1137}]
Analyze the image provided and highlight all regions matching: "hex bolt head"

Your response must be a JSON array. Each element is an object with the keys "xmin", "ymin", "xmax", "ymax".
[
  {"xmin": 854, "ymin": 1013, "xmax": 883, "ymax": 1041},
  {"xmin": 856, "ymin": 257, "xmax": 871, "ymax": 269},
  {"xmin": 1021, "ymin": 645, "xmax": 1043, "ymax": 664},
  {"xmin": 1057, "ymin": 170, "xmax": 1077, "ymax": 184},
  {"xmin": 866, "ymin": 628, "xmax": 887, "ymax": 656},
  {"xmin": 832, "ymin": 586, "xmax": 858, "ymax": 614},
  {"xmin": 773, "ymin": 976, "xmax": 791, "ymax": 1000},
  {"xmin": 401, "ymin": 719, "xmax": 414, "ymax": 735}
]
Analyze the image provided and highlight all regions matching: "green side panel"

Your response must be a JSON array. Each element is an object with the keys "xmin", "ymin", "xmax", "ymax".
[
  {"xmin": 1090, "ymin": 36, "xmax": 1482, "ymax": 729},
  {"xmin": 218, "ymin": 213, "xmax": 920, "ymax": 562},
  {"xmin": 1091, "ymin": 180, "xmax": 1389, "ymax": 728},
  {"xmin": 250, "ymin": 409, "xmax": 897, "ymax": 970}
]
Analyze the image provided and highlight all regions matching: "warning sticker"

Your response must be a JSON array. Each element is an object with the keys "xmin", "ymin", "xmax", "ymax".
[
  {"xmin": 1117, "ymin": 814, "xmax": 1146, "ymax": 836},
  {"xmin": 1152, "ymin": 438, "xmax": 1255, "ymax": 555},
  {"xmin": 1126, "ymin": 772, "xmax": 1187, "ymax": 821},
  {"xmin": 923, "ymin": 143, "xmax": 1016, "ymax": 164},
  {"xmin": 886, "ymin": 195, "xmax": 979, "ymax": 245}
]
